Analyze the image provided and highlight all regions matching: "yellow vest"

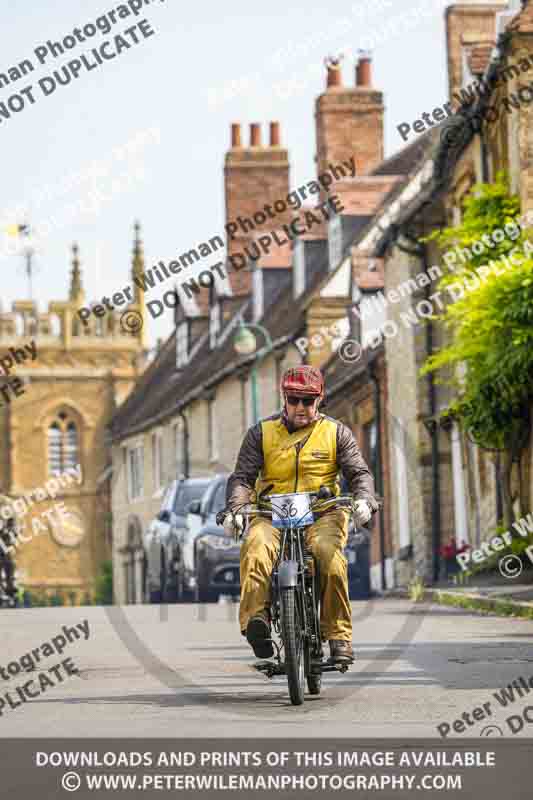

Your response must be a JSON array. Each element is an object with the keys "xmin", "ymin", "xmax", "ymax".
[{"xmin": 255, "ymin": 414, "xmax": 340, "ymax": 498}]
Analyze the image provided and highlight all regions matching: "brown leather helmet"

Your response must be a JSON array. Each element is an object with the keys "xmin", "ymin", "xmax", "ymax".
[{"xmin": 281, "ymin": 365, "xmax": 324, "ymax": 397}]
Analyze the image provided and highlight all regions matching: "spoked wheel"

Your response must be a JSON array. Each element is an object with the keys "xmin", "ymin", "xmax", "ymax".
[
  {"xmin": 280, "ymin": 587, "xmax": 305, "ymax": 706},
  {"xmin": 306, "ymin": 568, "xmax": 322, "ymax": 696}
]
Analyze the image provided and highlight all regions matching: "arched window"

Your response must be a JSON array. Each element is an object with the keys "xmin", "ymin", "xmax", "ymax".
[{"xmin": 47, "ymin": 412, "xmax": 80, "ymax": 475}]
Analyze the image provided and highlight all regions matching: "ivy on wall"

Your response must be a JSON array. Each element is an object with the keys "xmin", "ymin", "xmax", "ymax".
[{"xmin": 420, "ymin": 173, "xmax": 533, "ymax": 525}]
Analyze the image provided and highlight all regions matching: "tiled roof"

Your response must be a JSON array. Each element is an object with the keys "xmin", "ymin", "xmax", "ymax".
[
  {"xmin": 371, "ymin": 128, "xmax": 435, "ymax": 177},
  {"xmin": 507, "ymin": 2, "xmax": 533, "ymax": 33},
  {"xmin": 320, "ymin": 338, "xmax": 381, "ymax": 405}
]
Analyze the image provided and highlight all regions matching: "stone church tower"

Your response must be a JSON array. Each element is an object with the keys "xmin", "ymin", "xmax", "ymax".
[{"xmin": 0, "ymin": 226, "xmax": 146, "ymax": 602}]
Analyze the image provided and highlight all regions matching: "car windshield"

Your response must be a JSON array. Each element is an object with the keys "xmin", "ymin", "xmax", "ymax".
[
  {"xmin": 212, "ymin": 481, "xmax": 228, "ymax": 513},
  {"xmin": 173, "ymin": 483, "xmax": 209, "ymax": 514},
  {"xmin": 160, "ymin": 482, "xmax": 176, "ymax": 512}
]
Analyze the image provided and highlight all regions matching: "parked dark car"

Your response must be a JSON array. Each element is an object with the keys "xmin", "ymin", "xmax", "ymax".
[
  {"xmin": 174, "ymin": 474, "xmax": 230, "ymax": 602},
  {"xmin": 190, "ymin": 476, "xmax": 241, "ymax": 602},
  {"xmin": 345, "ymin": 524, "xmax": 371, "ymax": 600}
]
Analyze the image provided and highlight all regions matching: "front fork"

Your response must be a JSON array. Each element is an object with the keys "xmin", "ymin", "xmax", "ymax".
[{"xmin": 273, "ymin": 528, "xmax": 322, "ymax": 674}]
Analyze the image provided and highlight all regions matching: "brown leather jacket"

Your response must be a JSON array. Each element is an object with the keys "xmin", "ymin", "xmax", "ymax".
[{"xmin": 226, "ymin": 410, "xmax": 379, "ymax": 513}]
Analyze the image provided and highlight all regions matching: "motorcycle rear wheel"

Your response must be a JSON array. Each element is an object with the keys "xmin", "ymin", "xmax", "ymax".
[{"xmin": 280, "ymin": 587, "xmax": 305, "ymax": 706}]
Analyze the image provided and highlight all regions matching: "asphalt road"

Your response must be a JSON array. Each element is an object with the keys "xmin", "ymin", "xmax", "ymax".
[{"xmin": 1, "ymin": 598, "xmax": 533, "ymax": 738}]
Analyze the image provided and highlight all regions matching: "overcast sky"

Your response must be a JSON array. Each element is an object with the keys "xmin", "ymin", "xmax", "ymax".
[{"xmin": 0, "ymin": 0, "xmax": 450, "ymax": 346}]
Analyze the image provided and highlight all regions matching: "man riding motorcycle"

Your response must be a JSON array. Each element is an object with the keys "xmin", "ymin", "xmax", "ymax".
[{"xmin": 221, "ymin": 365, "xmax": 379, "ymax": 664}]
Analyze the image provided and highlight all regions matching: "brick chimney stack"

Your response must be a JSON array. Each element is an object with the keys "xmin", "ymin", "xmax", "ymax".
[
  {"xmin": 224, "ymin": 121, "xmax": 291, "ymax": 282},
  {"xmin": 250, "ymin": 122, "xmax": 261, "ymax": 146},
  {"xmin": 270, "ymin": 121, "xmax": 280, "ymax": 146},
  {"xmin": 231, "ymin": 123, "xmax": 241, "ymax": 148},
  {"xmin": 445, "ymin": 0, "xmax": 507, "ymax": 101},
  {"xmin": 326, "ymin": 58, "xmax": 343, "ymax": 87},
  {"xmin": 315, "ymin": 54, "xmax": 384, "ymax": 179},
  {"xmin": 357, "ymin": 53, "xmax": 372, "ymax": 87}
]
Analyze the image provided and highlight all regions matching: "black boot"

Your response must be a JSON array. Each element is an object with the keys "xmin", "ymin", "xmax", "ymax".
[{"xmin": 246, "ymin": 612, "xmax": 274, "ymax": 659}]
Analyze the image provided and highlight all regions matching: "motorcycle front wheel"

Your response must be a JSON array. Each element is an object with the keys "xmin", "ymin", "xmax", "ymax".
[{"xmin": 280, "ymin": 587, "xmax": 305, "ymax": 705}]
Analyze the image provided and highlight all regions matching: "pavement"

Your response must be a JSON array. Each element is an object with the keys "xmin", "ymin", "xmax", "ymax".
[
  {"xmin": 1, "ymin": 597, "xmax": 533, "ymax": 738},
  {"xmin": 426, "ymin": 573, "xmax": 533, "ymax": 610}
]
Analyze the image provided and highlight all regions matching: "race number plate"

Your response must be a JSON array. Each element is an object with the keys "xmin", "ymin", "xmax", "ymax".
[{"xmin": 270, "ymin": 492, "xmax": 314, "ymax": 529}]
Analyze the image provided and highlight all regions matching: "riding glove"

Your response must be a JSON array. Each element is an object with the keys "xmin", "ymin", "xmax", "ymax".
[
  {"xmin": 353, "ymin": 499, "xmax": 373, "ymax": 527},
  {"xmin": 222, "ymin": 512, "xmax": 247, "ymax": 541}
]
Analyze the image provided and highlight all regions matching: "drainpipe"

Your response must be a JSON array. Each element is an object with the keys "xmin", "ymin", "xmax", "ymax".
[
  {"xmin": 395, "ymin": 231, "xmax": 442, "ymax": 584},
  {"xmin": 368, "ymin": 359, "xmax": 386, "ymax": 591},
  {"xmin": 178, "ymin": 411, "xmax": 190, "ymax": 478}
]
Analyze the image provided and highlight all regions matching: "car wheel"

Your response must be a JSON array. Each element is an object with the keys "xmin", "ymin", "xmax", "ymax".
[
  {"xmin": 197, "ymin": 584, "xmax": 217, "ymax": 603},
  {"xmin": 144, "ymin": 562, "xmax": 161, "ymax": 604},
  {"xmin": 175, "ymin": 571, "xmax": 193, "ymax": 603}
]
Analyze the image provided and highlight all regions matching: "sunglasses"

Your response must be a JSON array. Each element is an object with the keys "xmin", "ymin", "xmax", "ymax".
[{"xmin": 286, "ymin": 395, "xmax": 316, "ymax": 408}]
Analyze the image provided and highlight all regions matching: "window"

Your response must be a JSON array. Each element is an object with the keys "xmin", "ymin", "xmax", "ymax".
[
  {"xmin": 363, "ymin": 420, "xmax": 378, "ymax": 476},
  {"xmin": 328, "ymin": 215, "xmax": 342, "ymax": 271},
  {"xmin": 293, "ymin": 240, "xmax": 305, "ymax": 299},
  {"xmin": 152, "ymin": 432, "xmax": 163, "ymax": 491},
  {"xmin": 173, "ymin": 481, "xmax": 210, "ymax": 514},
  {"xmin": 207, "ymin": 397, "xmax": 218, "ymax": 462},
  {"xmin": 127, "ymin": 444, "xmax": 144, "ymax": 501},
  {"xmin": 211, "ymin": 481, "xmax": 228, "ymax": 514},
  {"xmin": 359, "ymin": 292, "xmax": 387, "ymax": 349},
  {"xmin": 176, "ymin": 321, "xmax": 188, "ymax": 368},
  {"xmin": 47, "ymin": 413, "xmax": 79, "ymax": 476},
  {"xmin": 392, "ymin": 418, "xmax": 410, "ymax": 550},
  {"xmin": 240, "ymin": 377, "xmax": 249, "ymax": 434},
  {"xmin": 174, "ymin": 419, "xmax": 185, "ymax": 477},
  {"xmin": 275, "ymin": 358, "xmax": 283, "ymax": 410},
  {"xmin": 252, "ymin": 268, "xmax": 263, "ymax": 322}
]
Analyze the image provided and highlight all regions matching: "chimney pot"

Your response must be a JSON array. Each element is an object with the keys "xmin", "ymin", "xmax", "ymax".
[
  {"xmin": 270, "ymin": 121, "xmax": 280, "ymax": 146},
  {"xmin": 250, "ymin": 123, "xmax": 261, "ymax": 147},
  {"xmin": 326, "ymin": 59, "xmax": 342, "ymax": 88},
  {"xmin": 231, "ymin": 123, "xmax": 241, "ymax": 148},
  {"xmin": 357, "ymin": 56, "xmax": 372, "ymax": 87}
]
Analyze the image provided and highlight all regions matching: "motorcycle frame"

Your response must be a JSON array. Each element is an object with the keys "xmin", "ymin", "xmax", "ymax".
[{"xmin": 270, "ymin": 523, "xmax": 323, "ymax": 676}]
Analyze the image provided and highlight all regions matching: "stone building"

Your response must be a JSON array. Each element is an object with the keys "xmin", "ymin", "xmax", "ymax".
[
  {"xmin": 345, "ymin": 0, "xmax": 533, "ymax": 585},
  {"xmin": 0, "ymin": 234, "xmax": 145, "ymax": 601}
]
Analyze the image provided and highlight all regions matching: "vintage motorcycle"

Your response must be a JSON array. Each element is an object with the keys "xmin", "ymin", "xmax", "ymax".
[{"xmin": 233, "ymin": 486, "xmax": 358, "ymax": 706}]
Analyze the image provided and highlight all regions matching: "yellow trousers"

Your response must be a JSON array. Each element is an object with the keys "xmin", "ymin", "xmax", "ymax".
[{"xmin": 239, "ymin": 509, "xmax": 352, "ymax": 641}]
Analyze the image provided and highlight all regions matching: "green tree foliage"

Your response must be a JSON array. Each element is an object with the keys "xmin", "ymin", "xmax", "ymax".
[
  {"xmin": 94, "ymin": 559, "xmax": 113, "ymax": 605},
  {"xmin": 421, "ymin": 173, "xmax": 533, "ymax": 523}
]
